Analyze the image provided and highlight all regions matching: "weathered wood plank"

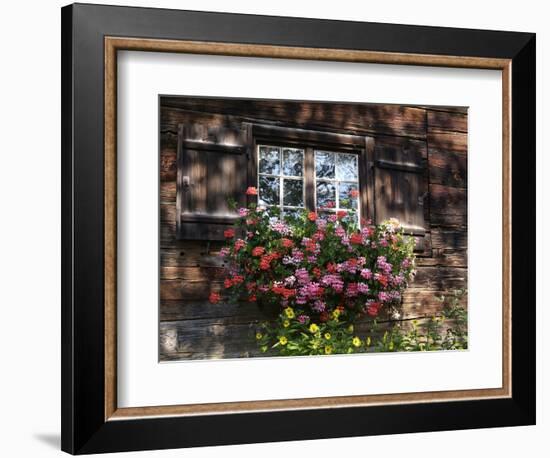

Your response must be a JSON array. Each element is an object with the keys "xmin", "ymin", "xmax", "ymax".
[
  {"xmin": 160, "ymin": 140, "xmax": 177, "ymax": 182},
  {"xmin": 429, "ymin": 148, "xmax": 467, "ymax": 188},
  {"xmin": 429, "ymin": 184, "xmax": 467, "ymax": 227},
  {"xmin": 160, "ymin": 319, "xmax": 266, "ymax": 360},
  {"xmin": 160, "ymin": 182, "xmax": 176, "ymax": 203},
  {"xmin": 410, "ymin": 266, "xmax": 467, "ymax": 290},
  {"xmin": 160, "ymin": 204, "xmax": 175, "ymax": 223},
  {"xmin": 161, "ymin": 108, "xmax": 243, "ymax": 139},
  {"xmin": 160, "ymin": 279, "xmax": 225, "ymax": 300},
  {"xmin": 161, "ymin": 221, "xmax": 176, "ymax": 245},
  {"xmin": 416, "ymin": 105, "xmax": 468, "ymax": 115},
  {"xmin": 427, "ymin": 110, "xmax": 468, "ymax": 133},
  {"xmin": 401, "ymin": 288, "xmax": 467, "ymax": 318},
  {"xmin": 417, "ymin": 228, "xmax": 468, "ymax": 267},
  {"xmin": 160, "ymin": 300, "xmax": 277, "ymax": 322},
  {"xmin": 374, "ymin": 134, "xmax": 427, "ymax": 161},
  {"xmin": 160, "ymin": 245, "xmax": 228, "ymax": 268},
  {"xmin": 427, "ymin": 131, "xmax": 467, "ymax": 153},
  {"xmin": 160, "ymin": 266, "xmax": 226, "ymax": 281},
  {"xmin": 161, "ymin": 98, "xmax": 428, "ymax": 139},
  {"xmin": 416, "ymin": 252, "xmax": 467, "ymax": 268},
  {"xmin": 431, "ymin": 227, "xmax": 467, "ymax": 251}
]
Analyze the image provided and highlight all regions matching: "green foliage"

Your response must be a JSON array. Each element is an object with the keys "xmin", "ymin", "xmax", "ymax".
[
  {"xmin": 257, "ymin": 289, "xmax": 468, "ymax": 356},
  {"xmin": 256, "ymin": 307, "xmax": 368, "ymax": 356}
]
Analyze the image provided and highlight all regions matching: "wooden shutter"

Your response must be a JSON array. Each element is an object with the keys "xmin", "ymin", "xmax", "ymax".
[
  {"xmin": 176, "ymin": 122, "xmax": 248, "ymax": 240},
  {"xmin": 372, "ymin": 137, "xmax": 431, "ymax": 255}
]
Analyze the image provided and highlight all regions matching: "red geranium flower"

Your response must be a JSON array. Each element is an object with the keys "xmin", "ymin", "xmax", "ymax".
[
  {"xmin": 281, "ymin": 238, "xmax": 294, "ymax": 248},
  {"xmin": 350, "ymin": 233, "xmax": 363, "ymax": 245},
  {"xmin": 337, "ymin": 210, "xmax": 347, "ymax": 219},
  {"xmin": 252, "ymin": 246, "xmax": 265, "ymax": 257},
  {"xmin": 307, "ymin": 211, "xmax": 317, "ymax": 221},
  {"xmin": 367, "ymin": 302, "xmax": 381, "ymax": 317},
  {"xmin": 349, "ymin": 189, "xmax": 360, "ymax": 198},
  {"xmin": 259, "ymin": 254, "xmax": 273, "ymax": 270},
  {"xmin": 234, "ymin": 239, "xmax": 246, "ymax": 251},
  {"xmin": 224, "ymin": 228, "xmax": 235, "ymax": 238},
  {"xmin": 209, "ymin": 292, "xmax": 221, "ymax": 304},
  {"xmin": 246, "ymin": 187, "xmax": 258, "ymax": 195}
]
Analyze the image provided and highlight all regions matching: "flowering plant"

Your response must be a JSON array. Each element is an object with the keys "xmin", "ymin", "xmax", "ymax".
[{"xmin": 212, "ymin": 187, "xmax": 416, "ymax": 356}]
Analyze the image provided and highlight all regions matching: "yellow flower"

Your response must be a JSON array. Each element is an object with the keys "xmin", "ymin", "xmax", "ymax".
[
  {"xmin": 352, "ymin": 337, "xmax": 362, "ymax": 347},
  {"xmin": 279, "ymin": 336, "xmax": 288, "ymax": 345},
  {"xmin": 283, "ymin": 320, "xmax": 290, "ymax": 328},
  {"xmin": 331, "ymin": 309, "xmax": 341, "ymax": 319},
  {"xmin": 309, "ymin": 323, "xmax": 319, "ymax": 333},
  {"xmin": 366, "ymin": 336, "xmax": 371, "ymax": 347},
  {"xmin": 284, "ymin": 307, "xmax": 295, "ymax": 319},
  {"xmin": 325, "ymin": 345, "xmax": 333, "ymax": 355},
  {"xmin": 347, "ymin": 324, "xmax": 354, "ymax": 333},
  {"xmin": 324, "ymin": 332, "xmax": 331, "ymax": 340},
  {"xmin": 255, "ymin": 332, "xmax": 263, "ymax": 340}
]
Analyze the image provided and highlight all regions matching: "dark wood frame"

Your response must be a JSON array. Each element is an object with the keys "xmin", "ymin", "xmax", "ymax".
[{"xmin": 61, "ymin": 3, "xmax": 535, "ymax": 454}]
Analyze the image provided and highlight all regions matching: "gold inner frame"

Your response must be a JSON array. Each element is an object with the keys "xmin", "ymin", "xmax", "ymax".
[{"xmin": 104, "ymin": 36, "xmax": 512, "ymax": 421}]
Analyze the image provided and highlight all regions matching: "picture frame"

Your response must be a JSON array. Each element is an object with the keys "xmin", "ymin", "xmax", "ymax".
[{"xmin": 61, "ymin": 3, "xmax": 536, "ymax": 454}]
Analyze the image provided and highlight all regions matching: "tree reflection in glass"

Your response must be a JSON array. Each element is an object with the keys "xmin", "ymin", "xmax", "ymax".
[{"xmin": 258, "ymin": 176, "xmax": 279, "ymax": 206}]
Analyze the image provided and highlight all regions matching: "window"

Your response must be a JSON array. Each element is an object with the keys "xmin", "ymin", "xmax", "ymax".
[
  {"xmin": 176, "ymin": 121, "xmax": 429, "ymax": 255},
  {"xmin": 257, "ymin": 145, "xmax": 305, "ymax": 218},
  {"xmin": 257, "ymin": 144, "xmax": 362, "ymax": 224},
  {"xmin": 314, "ymin": 150, "xmax": 360, "ymax": 224}
]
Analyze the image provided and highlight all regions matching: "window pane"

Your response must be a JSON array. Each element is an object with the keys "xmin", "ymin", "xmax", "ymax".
[
  {"xmin": 282, "ymin": 148, "xmax": 304, "ymax": 176},
  {"xmin": 318, "ymin": 209, "xmax": 336, "ymax": 220},
  {"xmin": 258, "ymin": 176, "xmax": 280, "ymax": 205},
  {"xmin": 259, "ymin": 146, "xmax": 280, "ymax": 175},
  {"xmin": 283, "ymin": 208, "xmax": 302, "ymax": 221},
  {"xmin": 283, "ymin": 179, "xmax": 304, "ymax": 206},
  {"xmin": 316, "ymin": 181, "xmax": 336, "ymax": 208},
  {"xmin": 336, "ymin": 153, "xmax": 358, "ymax": 180},
  {"xmin": 339, "ymin": 182, "xmax": 359, "ymax": 209},
  {"xmin": 345, "ymin": 211, "xmax": 359, "ymax": 226},
  {"xmin": 315, "ymin": 151, "xmax": 335, "ymax": 178}
]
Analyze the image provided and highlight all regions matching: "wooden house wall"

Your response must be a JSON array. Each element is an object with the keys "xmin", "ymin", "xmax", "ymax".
[{"xmin": 159, "ymin": 98, "xmax": 468, "ymax": 360}]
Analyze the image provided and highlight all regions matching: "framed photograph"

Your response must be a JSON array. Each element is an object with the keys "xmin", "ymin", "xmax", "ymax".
[{"xmin": 61, "ymin": 3, "xmax": 536, "ymax": 454}]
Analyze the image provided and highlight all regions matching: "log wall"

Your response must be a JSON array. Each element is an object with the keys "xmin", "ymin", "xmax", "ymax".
[{"xmin": 159, "ymin": 98, "xmax": 468, "ymax": 360}]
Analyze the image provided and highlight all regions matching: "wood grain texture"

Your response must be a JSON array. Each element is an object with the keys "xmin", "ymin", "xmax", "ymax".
[{"xmin": 162, "ymin": 97, "xmax": 428, "ymax": 139}]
